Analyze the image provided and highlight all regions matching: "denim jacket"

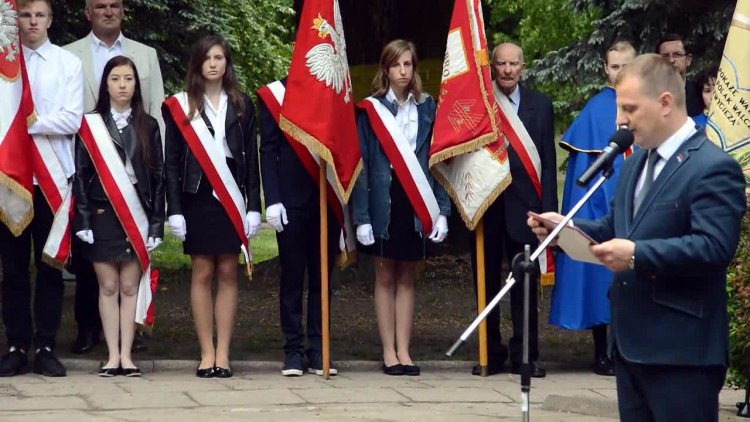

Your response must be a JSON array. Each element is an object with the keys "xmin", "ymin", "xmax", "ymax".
[{"xmin": 351, "ymin": 94, "xmax": 451, "ymax": 239}]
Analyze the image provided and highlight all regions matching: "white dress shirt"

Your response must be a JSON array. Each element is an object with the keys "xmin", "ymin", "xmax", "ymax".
[
  {"xmin": 634, "ymin": 117, "xmax": 697, "ymax": 197},
  {"xmin": 386, "ymin": 87, "xmax": 418, "ymax": 151},
  {"xmin": 24, "ymin": 39, "xmax": 84, "ymax": 181},
  {"xmin": 90, "ymin": 31, "xmax": 124, "ymax": 89},
  {"xmin": 203, "ymin": 91, "xmax": 232, "ymax": 158}
]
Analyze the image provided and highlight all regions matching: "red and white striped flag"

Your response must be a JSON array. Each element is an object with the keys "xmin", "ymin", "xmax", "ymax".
[
  {"xmin": 0, "ymin": 0, "xmax": 34, "ymax": 236},
  {"xmin": 429, "ymin": 0, "xmax": 510, "ymax": 230}
]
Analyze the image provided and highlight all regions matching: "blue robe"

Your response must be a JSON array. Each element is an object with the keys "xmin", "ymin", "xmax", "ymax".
[
  {"xmin": 693, "ymin": 112, "xmax": 708, "ymax": 128},
  {"xmin": 550, "ymin": 86, "xmax": 631, "ymax": 330}
]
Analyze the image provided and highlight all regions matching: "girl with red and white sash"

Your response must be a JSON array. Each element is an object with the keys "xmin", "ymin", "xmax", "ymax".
[
  {"xmin": 73, "ymin": 56, "xmax": 164, "ymax": 377},
  {"xmin": 162, "ymin": 35, "xmax": 261, "ymax": 379},
  {"xmin": 351, "ymin": 40, "xmax": 451, "ymax": 377}
]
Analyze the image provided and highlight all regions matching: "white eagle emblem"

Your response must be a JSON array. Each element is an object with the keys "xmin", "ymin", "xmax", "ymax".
[
  {"xmin": 0, "ymin": 0, "xmax": 19, "ymax": 62},
  {"xmin": 305, "ymin": 0, "xmax": 352, "ymax": 103}
]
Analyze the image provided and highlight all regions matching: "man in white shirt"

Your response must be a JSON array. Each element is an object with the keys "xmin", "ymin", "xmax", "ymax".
[
  {"xmin": 0, "ymin": 0, "xmax": 83, "ymax": 378},
  {"xmin": 64, "ymin": 0, "xmax": 165, "ymax": 355}
]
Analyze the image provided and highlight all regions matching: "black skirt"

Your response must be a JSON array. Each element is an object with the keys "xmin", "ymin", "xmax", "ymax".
[
  {"xmin": 359, "ymin": 170, "xmax": 426, "ymax": 262},
  {"xmin": 84, "ymin": 200, "xmax": 137, "ymax": 263},
  {"xmin": 182, "ymin": 160, "xmax": 242, "ymax": 256}
]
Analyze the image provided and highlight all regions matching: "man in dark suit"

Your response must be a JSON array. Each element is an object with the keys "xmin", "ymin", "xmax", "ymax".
[
  {"xmin": 656, "ymin": 33, "xmax": 704, "ymax": 118},
  {"xmin": 257, "ymin": 78, "xmax": 340, "ymax": 377},
  {"xmin": 529, "ymin": 54, "xmax": 746, "ymax": 421},
  {"xmin": 470, "ymin": 42, "xmax": 557, "ymax": 378}
]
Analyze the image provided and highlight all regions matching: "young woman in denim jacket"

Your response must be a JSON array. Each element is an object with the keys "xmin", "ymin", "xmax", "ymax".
[{"xmin": 352, "ymin": 39, "xmax": 451, "ymax": 376}]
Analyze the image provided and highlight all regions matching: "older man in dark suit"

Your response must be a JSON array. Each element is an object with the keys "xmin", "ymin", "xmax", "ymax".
[
  {"xmin": 471, "ymin": 42, "xmax": 557, "ymax": 378},
  {"xmin": 529, "ymin": 54, "xmax": 746, "ymax": 421}
]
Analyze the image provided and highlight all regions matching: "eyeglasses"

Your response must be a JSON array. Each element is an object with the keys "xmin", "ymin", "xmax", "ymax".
[{"xmin": 660, "ymin": 52, "xmax": 688, "ymax": 60}]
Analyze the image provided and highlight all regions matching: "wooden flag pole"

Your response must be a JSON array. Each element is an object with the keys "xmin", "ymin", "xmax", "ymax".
[
  {"xmin": 320, "ymin": 162, "xmax": 330, "ymax": 379},
  {"xmin": 476, "ymin": 219, "xmax": 488, "ymax": 376}
]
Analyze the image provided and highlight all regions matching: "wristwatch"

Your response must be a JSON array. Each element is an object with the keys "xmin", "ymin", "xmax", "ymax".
[{"xmin": 628, "ymin": 255, "xmax": 635, "ymax": 270}]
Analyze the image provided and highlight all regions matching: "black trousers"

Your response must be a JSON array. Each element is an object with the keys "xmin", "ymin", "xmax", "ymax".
[
  {"xmin": 276, "ymin": 209, "xmax": 338, "ymax": 356},
  {"xmin": 614, "ymin": 349, "xmax": 725, "ymax": 421},
  {"xmin": 71, "ymin": 238, "xmax": 100, "ymax": 333},
  {"xmin": 470, "ymin": 200, "xmax": 539, "ymax": 364},
  {"xmin": 0, "ymin": 187, "xmax": 64, "ymax": 350}
]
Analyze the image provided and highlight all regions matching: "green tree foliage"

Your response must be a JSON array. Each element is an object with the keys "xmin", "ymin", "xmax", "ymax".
[
  {"xmin": 50, "ymin": 0, "xmax": 294, "ymax": 96},
  {"xmin": 216, "ymin": 0, "xmax": 295, "ymax": 94},
  {"xmin": 531, "ymin": 0, "xmax": 733, "ymax": 89}
]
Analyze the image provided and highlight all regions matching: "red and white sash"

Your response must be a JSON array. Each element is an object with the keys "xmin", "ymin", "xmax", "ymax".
[
  {"xmin": 358, "ymin": 97, "xmax": 440, "ymax": 234},
  {"xmin": 257, "ymin": 81, "xmax": 356, "ymax": 259},
  {"xmin": 34, "ymin": 135, "xmax": 74, "ymax": 267},
  {"xmin": 163, "ymin": 93, "xmax": 251, "ymax": 265},
  {"xmin": 78, "ymin": 114, "xmax": 155, "ymax": 326},
  {"xmin": 492, "ymin": 82, "xmax": 552, "ymax": 275}
]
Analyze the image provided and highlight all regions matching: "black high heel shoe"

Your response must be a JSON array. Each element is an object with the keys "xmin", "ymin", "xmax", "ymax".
[
  {"xmin": 196, "ymin": 366, "xmax": 216, "ymax": 378},
  {"xmin": 382, "ymin": 363, "xmax": 404, "ymax": 376},
  {"xmin": 98, "ymin": 366, "xmax": 119, "ymax": 377},
  {"xmin": 213, "ymin": 366, "xmax": 233, "ymax": 378},
  {"xmin": 122, "ymin": 366, "xmax": 142, "ymax": 377}
]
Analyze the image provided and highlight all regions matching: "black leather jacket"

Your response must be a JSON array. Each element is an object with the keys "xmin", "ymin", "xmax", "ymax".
[
  {"xmin": 163, "ymin": 93, "xmax": 261, "ymax": 215},
  {"xmin": 73, "ymin": 112, "xmax": 165, "ymax": 239}
]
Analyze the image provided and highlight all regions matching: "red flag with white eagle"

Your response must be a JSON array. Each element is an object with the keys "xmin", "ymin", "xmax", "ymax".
[
  {"xmin": 279, "ymin": 0, "xmax": 361, "ymax": 203},
  {"xmin": 429, "ymin": 0, "xmax": 510, "ymax": 231},
  {"xmin": 0, "ymin": 0, "xmax": 34, "ymax": 236}
]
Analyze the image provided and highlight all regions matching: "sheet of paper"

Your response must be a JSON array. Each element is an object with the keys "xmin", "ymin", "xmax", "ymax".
[{"xmin": 527, "ymin": 212, "xmax": 602, "ymax": 266}]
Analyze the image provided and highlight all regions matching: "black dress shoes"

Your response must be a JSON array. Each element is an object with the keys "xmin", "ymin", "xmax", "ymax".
[
  {"xmin": 471, "ymin": 360, "xmax": 505, "ymax": 376},
  {"xmin": 382, "ymin": 363, "xmax": 404, "ymax": 376},
  {"xmin": 196, "ymin": 366, "xmax": 216, "ymax": 378},
  {"xmin": 70, "ymin": 328, "xmax": 100, "ymax": 355},
  {"xmin": 402, "ymin": 364, "xmax": 421, "ymax": 376},
  {"xmin": 214, "ymin": 366, "xmax": 233, "ymax": 378},
  {"xmin": 33, "ymin": 347, "xmax": 66, "ymax": 377},
  {"xmin": 0, "ymin": 349, "xmax": 30, "ymax": 377},
  {"xmin": 593, "ymin": 356, "xmax": 615, "ymax": 376},
  {"xmin": 122, "ymin": 367, "xmax": 142, "ymax": 377},
  {"xmin": 511, "ymin": 362, "xmax": 546, "ymax": 378},
  {"xmin": 98, "ymin": 366, "xmax": 120, "ymax": 377}
]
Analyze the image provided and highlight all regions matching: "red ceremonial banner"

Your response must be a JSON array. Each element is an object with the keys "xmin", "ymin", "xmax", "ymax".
[
  {"xmin": 279, "ymin": 0, "xmax": 361, "ymax": 203},
  {"xmin": 429, "ymin": 0, "xmax": 511, "ymax": 230},
  {"xmin": 0, "ymin": 0, "xmax": 35, "ymax": 236}
]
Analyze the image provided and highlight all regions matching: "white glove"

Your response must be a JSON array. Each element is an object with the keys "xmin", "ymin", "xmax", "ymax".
[
  {"xmin": 76, "ymin": 230, "xmax": 94, "ymax": 244},
  {"xmin": 428, "ymin": 215, "xmax": 449, "ymax": 243},
  {"xmin": 265, "ymin": 203, "xmax": 288, "ymax": 233},
  {"xmin": 168, "ymin": 214, "xmax": 186, "ymax": 241},
  {"xmin": 245, "ymin": 211, "xmax": 262, "ymax": 238},
  {"xmin": 356, "ymin": 224, "xmax": 375, "ymax": 246},
  {"xmin": 146, "ymin": 237, "xmax": 162, "ymax": 252}
]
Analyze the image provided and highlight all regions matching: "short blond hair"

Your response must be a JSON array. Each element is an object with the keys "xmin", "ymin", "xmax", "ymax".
[
  {"xmin": 616, "ymin": 53, "xmax": 685, "ymax": 108},
  {"xmin": 605, "ymin": 41, "xmax": 636, "ymax": 64}
]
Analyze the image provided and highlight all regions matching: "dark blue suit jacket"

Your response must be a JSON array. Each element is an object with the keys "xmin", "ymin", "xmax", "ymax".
[{"xmin": 575, "ymin": 128, "xmax": 746, "ymax": 367}]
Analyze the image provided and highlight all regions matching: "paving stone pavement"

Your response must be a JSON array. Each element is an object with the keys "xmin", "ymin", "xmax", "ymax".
[{"xmin": 0, "ymin": 361, "xmax": 746, "ymax": 421}]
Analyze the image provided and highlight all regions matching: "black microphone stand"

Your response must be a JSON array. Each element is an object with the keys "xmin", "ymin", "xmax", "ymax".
[{"xmin": 447, "ymin": 166, "xmax": 616, "ymax": 420}]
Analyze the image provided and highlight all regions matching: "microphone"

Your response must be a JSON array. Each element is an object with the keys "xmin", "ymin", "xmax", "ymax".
[{"xmin": 576, "ymin": 127, "xmax": 634, "ymax": 187}]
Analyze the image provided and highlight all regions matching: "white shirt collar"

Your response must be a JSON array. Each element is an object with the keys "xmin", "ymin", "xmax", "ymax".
[
  {"xmin": 24, "ymin": 39, "xmax": 53, "ymax": 61},
  {"xmin": 655, "ymin": 117, "xmax": 697, "ymax": 161},
  {"xmin": 386, "ymin": 87, "xmax": 415, "ymax": 107},
  {"xmin": 90, "ymin": 31, "xmax": 124, "ymax": 50},
  {"xmin": 507, "ymin": 84, "xmax": 521, "ymax": 107},
  {"xmin": 111, "ymin": 107, "xmax": 132, "ymax": 130},
  {"xmin": 203, "ymin": 91, "xmax": 228, "ymax": 115}
]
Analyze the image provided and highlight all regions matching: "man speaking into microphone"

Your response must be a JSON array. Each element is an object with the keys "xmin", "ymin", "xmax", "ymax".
[{"xmin": 529, "ymin": 54, "xmax": 746, "ymax": 421}]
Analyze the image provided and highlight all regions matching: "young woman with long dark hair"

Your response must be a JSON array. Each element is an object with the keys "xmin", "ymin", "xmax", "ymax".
[
  {"xmin": 74, "ymin": 55, "xmax": 164, "ymax": 377},
  {"xmin": 163, "ymin": 35, "xmax": 261, "ymax": 379}
]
